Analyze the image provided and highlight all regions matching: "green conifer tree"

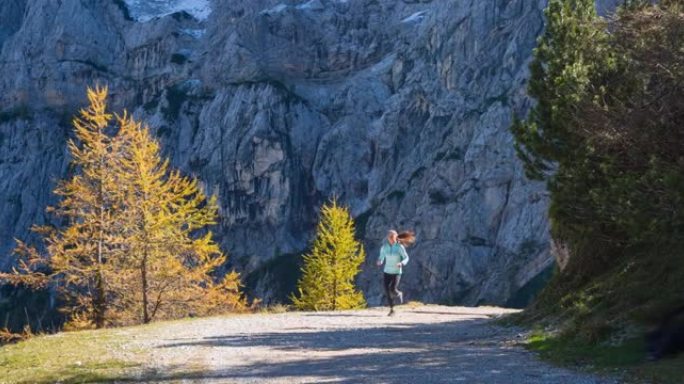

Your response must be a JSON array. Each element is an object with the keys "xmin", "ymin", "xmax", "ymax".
[
  {"xmin": 511, "ymin": 0, "xmax": 610, "ymax": 179},
  {"xmin": 292, "ymin": 199, "xmax": 366, "ymax": 311},
  {"xmin": 509, "ymin": 0, "xmax": 621, "ymax": 270}
]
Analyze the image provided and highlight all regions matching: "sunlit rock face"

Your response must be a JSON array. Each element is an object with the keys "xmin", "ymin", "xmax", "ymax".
[{"xmin": 0, "ymin": 0, "xmax": 616, "ymax": 306}]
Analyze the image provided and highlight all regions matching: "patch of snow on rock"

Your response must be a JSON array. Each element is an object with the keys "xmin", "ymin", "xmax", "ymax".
[
  {"xmin": 261, "ymin": 4, "xmax": 289, "ymax": 15},
  {"xmin": 296, "ymin": 0, "xmax": 325, "ymax": 11},
  {"xmin": 402, "ymin": 11, "xmax": 427, "ymax": 24},
  {"xmin": 123, "ymin": 0, "xmax": 211, "ymax": 22},
  {"xmin": 181, "ymin": 28, "xmax": 206, "ymax": 39}
]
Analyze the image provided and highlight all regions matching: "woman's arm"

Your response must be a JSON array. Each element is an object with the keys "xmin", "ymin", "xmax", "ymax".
[
  {"xmin": 399, "ymin": 245, "xmax": 409, "ymax": 266},
  {"xmin": 377, "ymin": 244, "xmax": 386, "ymax": 266}
]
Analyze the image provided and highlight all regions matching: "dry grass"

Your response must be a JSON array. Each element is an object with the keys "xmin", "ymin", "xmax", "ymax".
[{"xmin": 0, "ymin": 327, "xmax": 143, "ymax": 384}]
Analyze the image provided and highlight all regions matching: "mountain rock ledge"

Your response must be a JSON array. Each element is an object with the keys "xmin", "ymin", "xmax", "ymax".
[{"xmin": 0, "ymin": 0, "xmax": 613, "ymax": 306}]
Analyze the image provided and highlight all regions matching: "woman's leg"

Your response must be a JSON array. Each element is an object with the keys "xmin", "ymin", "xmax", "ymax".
[
  {"xmin": 383, "ymin": 273, "xmax": 394, "ymax": 308},
  {"xmin": 390, "ymin": 274, "xmax": 402, "ymax": 304}
]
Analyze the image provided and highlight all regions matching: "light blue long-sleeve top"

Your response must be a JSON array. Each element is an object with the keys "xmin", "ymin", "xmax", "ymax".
[{"xmin": 377, "ymin": 240, "xmax": 409, "ymax": 275}]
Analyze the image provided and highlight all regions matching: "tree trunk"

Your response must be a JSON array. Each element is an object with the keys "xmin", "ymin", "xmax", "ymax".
[
  {"xmin": 94, "ymin": 237, "xmax": 106, "ymax": 329},
  {"xmin": 141, "ymin": 254, "xmax": 149, "ymax": 324},
  {"xmin": 94, "ymin": 160, "xmax": 107, "ymax": 329},
  {"xmin": 94, "ymin": 266, "xmax": 106, "ymax": 328}
]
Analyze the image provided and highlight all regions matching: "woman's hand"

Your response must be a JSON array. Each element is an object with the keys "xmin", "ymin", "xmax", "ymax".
[
  {"xmin": 376, "ymin": 261, "xmax": 382, "ymax": 267},
  {"xmin": 396, "ymin": 262, "xmax": 403, "ymax": 268}
]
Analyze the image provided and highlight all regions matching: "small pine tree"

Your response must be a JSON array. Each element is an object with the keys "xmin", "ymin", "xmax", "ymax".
[{"xmin": 292, "ymin": 199, "xmax": 366, "ymax": 311}]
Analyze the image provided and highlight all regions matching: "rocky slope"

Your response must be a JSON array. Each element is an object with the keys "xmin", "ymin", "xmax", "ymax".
[{"xmin": 0, "ymin": 0, "xmax": 595, "ymax": 306}]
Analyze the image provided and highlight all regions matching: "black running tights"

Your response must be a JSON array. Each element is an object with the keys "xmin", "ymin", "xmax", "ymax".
[{"xmin": 383, "ymin": 273, "xmax": 401, "ymax": 308}]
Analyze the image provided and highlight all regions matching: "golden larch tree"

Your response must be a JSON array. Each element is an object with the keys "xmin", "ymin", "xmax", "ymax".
[
  {"xmin": 292, "ymin": 199, "xmax": 366, "ymax": 311},
  {"xmin": 1, "ymin": 86, "xmax": 245, "ymax": 329},
  {"xmin": 1, "ymin": 86, "xmax": 125, "ymax": 329},
  {"xmin": 114, "ymin": 112, "xmax": 244, "ymax": 324}
]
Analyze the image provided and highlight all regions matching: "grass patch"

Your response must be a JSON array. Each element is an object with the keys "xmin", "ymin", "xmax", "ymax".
[
  {"xmin": 518, "ymin": 244, "xmax": 684, "ymax": 334},
  {"xmin": 527, "ymin": 330, "xmax": 644, "ymax": 367},
  {"xmin": 516, "ymin": 244, "xmax": 684, "ymax": 383},
  {"xmin": 0, "ymin": 311, "xmax": 258, "ymax": 384},
  {"xmin": 526, "ymin": 330, "xmax": 684, "ymax": 384},
  {"xmin": 258, "ymin": 303, "xmax": 291, "ymax": 314},
  {"xmin": 630, "ymin": 355, "xmax": 684, "ymax": 384},
  {"xmin": 0, "ymin": 329, "xmax": 141, "ymax": 384}
]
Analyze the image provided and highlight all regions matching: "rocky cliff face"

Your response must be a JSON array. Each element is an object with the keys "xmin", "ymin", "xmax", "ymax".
[{"xmin": 0, "ymin": 0, "xmax": 572, "ymax": 306}]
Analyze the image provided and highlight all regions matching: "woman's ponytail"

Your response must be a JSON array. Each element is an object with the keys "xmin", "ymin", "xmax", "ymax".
[{"xmin": 397, "ymin": 230, "xmax": 416, "ymax": 247}]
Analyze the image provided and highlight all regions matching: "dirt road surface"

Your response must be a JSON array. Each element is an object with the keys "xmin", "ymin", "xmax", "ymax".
[{"xmin": 121, "ymin": 305, "xmax": 618, "ymax": 383}]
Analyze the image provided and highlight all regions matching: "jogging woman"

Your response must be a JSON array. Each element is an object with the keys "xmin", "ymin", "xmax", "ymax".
[{"xmin": 377, "ymin": 229, "xmax": 415, "ymax": 316}]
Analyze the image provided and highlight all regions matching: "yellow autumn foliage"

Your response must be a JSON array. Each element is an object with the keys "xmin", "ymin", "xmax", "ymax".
[
  {"xmin": 291, "ymin": 199, "xmax": 366, "ymax": 311},
  {"xmin": 0, "ymin": 86, "xmax": 245, "ymax": 329}
]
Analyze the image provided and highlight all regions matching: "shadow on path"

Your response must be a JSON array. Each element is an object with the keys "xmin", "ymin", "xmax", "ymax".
[
  {"xmin": 157, "ymin": 319, "xmax": 495, "ymax": 352},
  {"xmin": 141, "ymin": 317, "xmax": 614, "ymax": 384}
]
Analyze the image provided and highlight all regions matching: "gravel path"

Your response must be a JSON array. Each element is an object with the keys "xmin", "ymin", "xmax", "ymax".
[{"xmin": 123, "ymin": 305, "xmax": 619, "ymax": 383}]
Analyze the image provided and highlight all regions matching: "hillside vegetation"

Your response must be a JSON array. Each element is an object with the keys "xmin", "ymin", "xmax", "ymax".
[{"xmin": 512, "ymin": 0, "xmax": 684, "ymax": 380}]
